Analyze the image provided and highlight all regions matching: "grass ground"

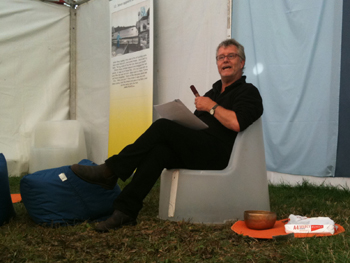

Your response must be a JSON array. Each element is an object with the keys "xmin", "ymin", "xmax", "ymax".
[{"xmin": 1, "ymin": 178, "xmax": 350, "ymax": 262}]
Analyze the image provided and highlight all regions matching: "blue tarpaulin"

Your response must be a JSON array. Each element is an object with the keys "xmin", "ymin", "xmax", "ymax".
[{"xmin": 232, "ymin": 0, "xmax": 348, "ymax": 177}]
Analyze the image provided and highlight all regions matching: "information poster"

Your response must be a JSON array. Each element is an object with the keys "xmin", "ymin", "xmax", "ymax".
[{"xmin": 108, "ymin": 0, "xmax": 153, "ymax": 156}]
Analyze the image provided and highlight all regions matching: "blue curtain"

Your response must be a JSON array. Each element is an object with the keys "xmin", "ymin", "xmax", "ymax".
[{"xmin": 231, "ymin": 0, "xmax": 342, "ymax": 177}]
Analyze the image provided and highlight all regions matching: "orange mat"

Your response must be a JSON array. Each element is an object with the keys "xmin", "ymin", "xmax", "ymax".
[
  {"xmin": 231, "ymin": 219, "xmax": 345, "ymax": 239},
  {"xmin": 11, "ymin": 194, "xmax": 22, "ymax": 203}
]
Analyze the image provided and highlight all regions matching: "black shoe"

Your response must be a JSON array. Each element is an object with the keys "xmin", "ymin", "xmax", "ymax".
[
  {"xmin": 95, "ymin": 210, "xmax": 137, "ymax": 232},
  {"xmin": 71, "ymin": 163, "xmax": 118, "ymax": 190}
]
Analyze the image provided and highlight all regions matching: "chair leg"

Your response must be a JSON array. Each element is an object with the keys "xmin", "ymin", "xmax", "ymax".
[{"xmin": 168, "ymin": 170, "xmax": 179, "ymax": 217}]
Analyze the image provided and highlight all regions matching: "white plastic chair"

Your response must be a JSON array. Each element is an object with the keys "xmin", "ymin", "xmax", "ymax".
[
  {"xmin": 29, "ymin": 120, "xmax": 87, "ymax": 173},
  {"xmin": 158, "ymin": 118, "xmax": 270, "ymax": 224}
]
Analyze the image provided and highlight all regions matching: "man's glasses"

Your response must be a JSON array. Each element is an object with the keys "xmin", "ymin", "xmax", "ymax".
[{"xmin": 216, "ymin": 53, "xmax": 240, "ymax": 61}]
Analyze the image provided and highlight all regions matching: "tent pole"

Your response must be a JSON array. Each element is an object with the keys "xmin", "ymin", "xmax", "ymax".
[
  {"xmin": 227, "ymin": 0, "xmax": 232, "ymax": 39},
  {"xmin": 69, "ymin": 8, "xmax": 77, "ymax": 120}
]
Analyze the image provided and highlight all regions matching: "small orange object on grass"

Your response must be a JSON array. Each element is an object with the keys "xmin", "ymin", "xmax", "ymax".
[{"xmin": 11, "ymin": 194, "xmax": 22, "ymax": 203}]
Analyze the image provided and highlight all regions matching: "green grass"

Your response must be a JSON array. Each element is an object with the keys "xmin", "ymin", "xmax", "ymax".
[{"xmin": 1, "ymin": 179, "xmax": 350, "ymax": 262}]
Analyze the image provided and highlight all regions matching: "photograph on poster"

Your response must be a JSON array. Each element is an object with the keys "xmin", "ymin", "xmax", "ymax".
[{"xmin": 111, "ymin": 1, "xmax": 150, "ymax": 57}]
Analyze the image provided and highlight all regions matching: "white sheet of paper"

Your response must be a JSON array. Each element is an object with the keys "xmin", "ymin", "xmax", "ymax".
[{"xmin": 154, "ymin": 99, "xmax": 208, "ymax": 130}]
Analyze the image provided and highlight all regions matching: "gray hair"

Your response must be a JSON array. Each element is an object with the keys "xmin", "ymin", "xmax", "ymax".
[{"xmin": 216, "ymin": 38, "xmax": 246, "ymax": 61}]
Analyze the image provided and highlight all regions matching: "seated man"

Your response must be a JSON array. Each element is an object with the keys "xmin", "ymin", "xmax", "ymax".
[{"xmin": 71, "ymin": 38, "xmax": 263, "ymax": 232}]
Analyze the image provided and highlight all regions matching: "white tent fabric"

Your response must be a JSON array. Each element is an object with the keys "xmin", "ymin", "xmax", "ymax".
[
  {"xmin": 0, "ymin": 0, "xmax": 70, "ymax": 176},
  {"xmin": 76, "ymin": 1, "xmax": 111, "ymax": 165},
  {"xmin": 153, "ymin": 1, "xmax": 228, "ymax": 113},
  {"xmin": 231, "ymin": 0, "xmax": 342, "ymax": 177},
  {"xmin": 0, "ymin": 0, "xmax": 228, "ymax": 176}
]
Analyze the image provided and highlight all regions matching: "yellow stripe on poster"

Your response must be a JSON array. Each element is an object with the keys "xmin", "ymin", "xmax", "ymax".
[{"xmin": 108, "ymin": 95, "xmax": 153, "ymax": 156}]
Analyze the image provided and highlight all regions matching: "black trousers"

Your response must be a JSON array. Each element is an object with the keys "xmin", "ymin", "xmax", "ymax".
[{"xmin": 105, "ymin": 119, "xmax": 231, "ymax": 218}]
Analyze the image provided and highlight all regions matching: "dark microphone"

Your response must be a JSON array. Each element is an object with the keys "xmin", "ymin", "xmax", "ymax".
[{"xmin": 190, "ymin": 85, "xmax": 200, "ymax": 97}]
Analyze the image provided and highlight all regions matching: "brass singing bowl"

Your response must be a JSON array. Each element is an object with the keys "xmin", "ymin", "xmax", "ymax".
[{"xmin": 244, "ymin": 210, "xmax": 277, "ymax": 230}]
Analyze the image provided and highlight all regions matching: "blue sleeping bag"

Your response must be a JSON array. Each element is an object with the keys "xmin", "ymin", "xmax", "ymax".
[
  {"xmin": 20, "ymin": 159, "xmax": 121, "ymax": 226},
  {"xmin": 0, "ymin": 153, "xmax": 16, "ymax": 226}
]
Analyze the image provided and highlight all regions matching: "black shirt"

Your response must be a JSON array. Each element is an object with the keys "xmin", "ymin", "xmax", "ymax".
[{"xmin": 194, "ymin": 76, "xmax": 263, "ymax": 149}]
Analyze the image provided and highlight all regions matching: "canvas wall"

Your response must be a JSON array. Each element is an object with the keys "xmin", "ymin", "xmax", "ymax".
[
  {"xmin": 0, "ymin": 0, "xmax": 70, "ymax": 176},
  {"xmin": 231, "ymin": 0, "xmax": 343, "ymax": 177},
  {"xmin": 4, "ymin": 0, "xmax": 348, "ymax": 181},
  {"xmin": 0, "ymin": 0, "xmax": 228, "ymax": 175}
]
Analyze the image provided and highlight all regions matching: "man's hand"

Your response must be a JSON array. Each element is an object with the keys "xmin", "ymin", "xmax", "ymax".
[
  {"xmin": 195, "ymin": 96, "xmax": 241, "ymax": 132},
  {"xmin": 194, "ymin": 97, "xmax": 217, "ymax": 112}
]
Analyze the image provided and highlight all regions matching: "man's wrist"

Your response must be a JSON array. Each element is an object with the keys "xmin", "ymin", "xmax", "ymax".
[{"xmin": 209, "ymin": 104, "xmax": 219, "ymax": 115}]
